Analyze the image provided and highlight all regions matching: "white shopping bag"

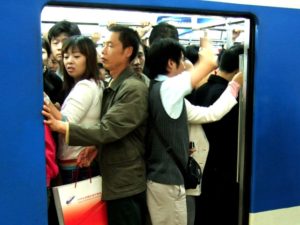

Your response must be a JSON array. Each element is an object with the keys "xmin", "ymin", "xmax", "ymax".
[{"xmin": 52, "ymin": 176, "xmax": 107, "ymax": 225}]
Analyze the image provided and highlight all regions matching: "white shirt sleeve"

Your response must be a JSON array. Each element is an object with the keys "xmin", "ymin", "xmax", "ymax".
[
  {"xmin": 160, "ymin": 71, "xmax": 193, "ymax": 119},
  {"xmin": 61, "ymin": 80, "xmax": 96, "ymax": 123},
  {"xmin": 185, "ymin": 86, "xmax": 238, "ymax": 124}
]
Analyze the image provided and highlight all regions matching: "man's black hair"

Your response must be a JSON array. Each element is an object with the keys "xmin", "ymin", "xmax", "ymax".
[
  {"xmin": 48, "ymin": 20, "xmax": 81, "ymax": 42},
  {"xmin": 149, "ymin": 22, "xmax": 179, "ymax": 46},
  {"xmin": 218, "ymin": 44, "xmax": 244, "ymax": 73},
  {"xmin": 147, "ymin": 38, "xmax": 185, "ymax": 79},
  {"xmin": 108, "ymin": 25, "xmax": 140, "ymax": 62}
]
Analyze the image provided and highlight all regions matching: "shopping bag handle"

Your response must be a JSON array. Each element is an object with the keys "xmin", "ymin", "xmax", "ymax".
[{"xmin": 72, "ymin": 167, "xmax": 92, "ymax": 188}]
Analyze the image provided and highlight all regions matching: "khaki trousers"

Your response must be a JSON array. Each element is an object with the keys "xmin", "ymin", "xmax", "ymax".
[{"xmin": 147, "ymin": 180, "xmax": 187, "ymax": 225}]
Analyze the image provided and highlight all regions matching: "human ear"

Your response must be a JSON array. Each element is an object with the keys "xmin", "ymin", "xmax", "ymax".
[
  {"xmin": 166, "ymin": 59, "xmax": 174, "ymax": 73},
  {"xmin": 124, "ymin": 46, "xmax": 133, "ymax": 59}
]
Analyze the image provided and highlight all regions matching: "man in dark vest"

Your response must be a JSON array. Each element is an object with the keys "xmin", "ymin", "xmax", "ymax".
[{"xmin": 146, "ymin": 38, "xmax": 217, "ymax": 225}]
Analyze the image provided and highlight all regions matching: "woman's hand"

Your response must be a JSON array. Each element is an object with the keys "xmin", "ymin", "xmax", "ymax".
[
  {"xmin": 42, "ymin": 104, "xmax": 67, "ymax": 133},
  {"xmin": 44, "ymin": 102, "xmax": 62, "ymax": 120},
  {"xmin": 43, "ymin": 92, "xmax": 62, "ymax": 120}
]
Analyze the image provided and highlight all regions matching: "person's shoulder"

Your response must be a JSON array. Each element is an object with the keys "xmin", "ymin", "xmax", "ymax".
[
  {"xmin": 46, "ymin": 70, "xmax": 62, "ymax": 84},
  {"xmin": 119, "ymin": 75, "xmax": 148, "ymax": 98},
  {"xmin": 141, "ymin": 73, "xmax": 150, "ymax": 84},
  {"xmin": 78, "ymin": 78, "xmax": 101, "ymax": 86},
  {"xmin": 73, "ymin": 79, "xmax": 102, "ymax": 94},
  {"xmin": 126, "ymin": 73, "xmax": 148, "ymax": 87},
  {"xmin": 197, "ymin": 76, "xmax": 227, "ymax": 92},
  {"xmin": 75, "ymin": 79, "xmax": 93, "ymax": 87}
]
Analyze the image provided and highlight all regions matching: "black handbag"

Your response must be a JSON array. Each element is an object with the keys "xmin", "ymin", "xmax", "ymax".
[
  {"xmin": 184, "ymin": 154, "xmax": 202, "ymax": 189},
  {"xmin": 153, "ymin": 124, "xmax": 202, "ymax": 189}
]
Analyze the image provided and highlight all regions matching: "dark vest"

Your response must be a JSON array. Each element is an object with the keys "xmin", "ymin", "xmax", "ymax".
[{"xmin": 147, "ymin": 81, "xmax": 189, "ymax": 185}]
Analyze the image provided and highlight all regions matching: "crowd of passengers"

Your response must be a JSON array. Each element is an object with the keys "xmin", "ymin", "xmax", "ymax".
[{"xmin": 42, "ymin": 19, "xmax": 244, "ymax": 225}]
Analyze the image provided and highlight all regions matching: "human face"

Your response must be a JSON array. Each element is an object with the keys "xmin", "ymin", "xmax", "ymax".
[
  {"xmin": 63, "ymin": 48, "xmax": 87, "ymax": 81},
  {"xmin": 47, "ymin": 54, "xmax": 59, "ymax": 72},
  {"xmin": 101, "ymin": 32, "xmax": 132, "ymax": 78},
  {"xmin": 50, "ymin": 33, "xmax": 69, "ymax": 62},
  {"xmin": 131, "ymin": 44, "xmax": 145, "ymax": 75},
  {"xmin": 42, "ymin": 48, "xmax": 48, "ymax": 67}
]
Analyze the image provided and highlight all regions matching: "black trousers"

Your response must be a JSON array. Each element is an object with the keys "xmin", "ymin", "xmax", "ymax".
[
  {"xmin": 195, "ymin": 179, "xmax": 238, "ymax": 225},
  {"xmin": 107, "ymin": 191, "xmax": 147, "ymax": 225},
  {"xmin": 48, "ymin": 188, "xmax": 59, "ymax": 225}
]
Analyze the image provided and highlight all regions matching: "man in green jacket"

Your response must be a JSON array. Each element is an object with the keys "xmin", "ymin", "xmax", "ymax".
[{"xmin": 43, "ymin": 25, "xmax": 148, "ymax": 225}]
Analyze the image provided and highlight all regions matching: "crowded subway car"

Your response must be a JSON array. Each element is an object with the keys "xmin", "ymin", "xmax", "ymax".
[{"xmin": 1, "ymin": 0, "xmax": 300, "ymax": 225}]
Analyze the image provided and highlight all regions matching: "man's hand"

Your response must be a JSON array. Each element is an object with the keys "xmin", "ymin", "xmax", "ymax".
[
  {"xmin": 77, "ymin": 146, "xmax": 98, "ymax": 168},
  {"xmin": 232, "ymin": 71, "xmax": 243, "ymax": 87}
]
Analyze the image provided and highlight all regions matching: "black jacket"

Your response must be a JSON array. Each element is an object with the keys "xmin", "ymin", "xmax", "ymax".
[{"xmin": 43, "ymin": 69, "xmax": 64, "ymax": 105}]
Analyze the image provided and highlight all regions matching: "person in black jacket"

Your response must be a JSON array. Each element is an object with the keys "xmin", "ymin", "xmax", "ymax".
[
  {"xmin": 42, "ymin": 38, "xmax": 64, "ymax": 105},
  {"xmin": 42, "ymin": 37, "xmax": 63, "ymax": 225},
  {"xmin": 192, "ymin": 44, "xmax": 244, "ymax": 225}
]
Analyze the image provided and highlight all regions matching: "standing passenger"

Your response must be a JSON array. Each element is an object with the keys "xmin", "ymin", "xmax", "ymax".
[
  {"xmin": 146, "ymin": 38, "xmax": 218, "ymax": 225},
  {"xmin": 46, "ymin": 20, "xmax": 81, "ymax": 106},
  {"xmin": 42, "ymin": 38, "xmax": 59, "ymax": 206},
  {"xmin": 43, "ymin": 25, "xmax": 148, "ymax": 225},
  {"xmin": 45, "ymin": 35, "xmax": 104, "ymax": 184},
  {"xmin": 149, "ymin": 22, "xmax": 179, "ymax": 45},
  {"xmin": 42, "ymin": 38, "xmax": 63, "ymax": 105},
  {"xmin": 131, "ymin": 42, "xmax": 150, "ymax": 87},
  {"xmin": 42, "ymin": 37, "xmax": 59, "ymax": 225},
  {"xmin": 192, "ymin": 44, "xmax": 244, "ymax": 225},
  {"xmin": 48, "ymin": 20, "xmax": 81, "ymax": 81},
  {"xmin": 148, "ymin": 22, "xmax": 193, "ymax": 71},
  {"xmin": 185, "ymin": 48, "xmax": 242, "ymax": 225},
  {"xmin": 47, "ymin": 53, "xmax": 60, "ymax": 73}
]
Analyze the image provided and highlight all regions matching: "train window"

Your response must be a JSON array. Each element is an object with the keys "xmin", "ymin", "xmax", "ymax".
[{"xmin": 41, "ymin": 5, "xmax": 252, "ymax": 225}]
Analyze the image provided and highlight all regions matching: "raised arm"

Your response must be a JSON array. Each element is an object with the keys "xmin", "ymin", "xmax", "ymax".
[
  {"xmin": 186, "ymin": 72, "xmax": 243, "ymax": 124},
  {"xmin": 190, "ymin": 40, "xmax": 218, "ymax": 88}
]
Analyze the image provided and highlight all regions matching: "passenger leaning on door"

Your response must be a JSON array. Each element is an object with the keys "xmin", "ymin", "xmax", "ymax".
[{"xmin": 43, "ymin": 25, "xmax": 148, "ymax": 225}]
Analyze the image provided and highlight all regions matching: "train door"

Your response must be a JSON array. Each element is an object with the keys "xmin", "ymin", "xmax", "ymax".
[{"xmin": 41, "ymin": 5, "xmax": 253, "ymax": 225}]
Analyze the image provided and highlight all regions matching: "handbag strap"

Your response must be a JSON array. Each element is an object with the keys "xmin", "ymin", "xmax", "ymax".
[
  {"xmin": 149, "ymin": 80, "xmax": 187, "ymax": 176},
  {"xmin": 153, "ymin": 123, "xmax": 187, "ymax": 176}
]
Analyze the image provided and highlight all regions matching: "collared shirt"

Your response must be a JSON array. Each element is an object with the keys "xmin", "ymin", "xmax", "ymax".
[
  {"xmin": 155, "ymin": 71, "xmax": 192, "ymax": 119},
  {"xmin": 154, "ymin": 72, "xmax": 239, "ymax": 122}
]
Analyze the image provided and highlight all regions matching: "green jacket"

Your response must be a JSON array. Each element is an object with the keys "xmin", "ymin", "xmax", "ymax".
[{"xmin": 68, "ymin": 67, "xmax": 149, "ymax": 200}]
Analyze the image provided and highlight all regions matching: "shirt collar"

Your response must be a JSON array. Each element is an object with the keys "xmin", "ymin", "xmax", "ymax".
[
  {"xmin": 155, "ymin": 74, "xmax": 168, "ymax": 82},
  {"xmin": 107, "ymin": 66, "xmax": 135, "ymax": 91}
]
